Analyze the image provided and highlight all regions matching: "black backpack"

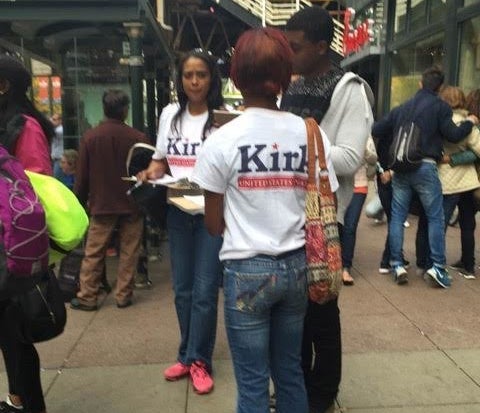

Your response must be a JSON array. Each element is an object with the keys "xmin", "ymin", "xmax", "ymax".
[
  {"xmin": 387, "ymin": 121, "xmax": 422, "ymax": 172},
  {"xmin": 386, "ymin": 99, "xmax": 430, "ymax": 173}
]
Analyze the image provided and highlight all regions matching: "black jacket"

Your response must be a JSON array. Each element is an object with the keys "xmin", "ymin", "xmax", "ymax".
[{"xmin": 372, "ymin": 88, "xmax": 473, "ymax": 168}]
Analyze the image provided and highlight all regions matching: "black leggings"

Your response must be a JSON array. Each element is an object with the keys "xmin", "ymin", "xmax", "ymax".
[{"xmin": 0, "ymin": 301, "xmax": 45, "ymax": 413}]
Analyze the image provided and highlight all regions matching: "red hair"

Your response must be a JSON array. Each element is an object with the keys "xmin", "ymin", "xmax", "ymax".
[
  {"xmin": 439, "ymin": 86, "xmax": 465, "ymax": 110},
  {"xmin": 230, "ymin": 28, "xmax": 293, "ymax": 97}
]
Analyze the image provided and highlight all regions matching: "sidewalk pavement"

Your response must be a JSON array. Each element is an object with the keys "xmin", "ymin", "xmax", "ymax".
[{"xmin": 2, "ymin": 212, "xmax": 480, "ymax": 413}]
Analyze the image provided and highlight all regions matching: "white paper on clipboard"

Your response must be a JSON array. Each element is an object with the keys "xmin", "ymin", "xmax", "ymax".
[{"xmin": 122, "ymin": 174, "xmax": 179, "ymax": 186}]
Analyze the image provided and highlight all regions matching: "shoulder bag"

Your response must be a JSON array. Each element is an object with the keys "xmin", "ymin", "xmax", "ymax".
[
  {"xmin": 304, "ymin": 118, "xmax": 343, "ymax": 304},
  {"xmin": 6, "ymin": 269, "xmax": 67, "ymax": 343}
]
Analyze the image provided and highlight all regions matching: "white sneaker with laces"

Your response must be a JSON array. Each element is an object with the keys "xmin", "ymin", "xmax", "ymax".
[{"xmin": 393, "ymin": 265, "xmax": 408, "ymax": 285}]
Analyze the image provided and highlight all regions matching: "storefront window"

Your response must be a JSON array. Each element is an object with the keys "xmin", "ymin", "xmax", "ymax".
[
  {"xmin": 458, "ymin": 16, "xmax": 480, "ymax": 95},
  {"xmin": 410, "ymin": 0, "xmax": 427, "ymax": 32},
  {"xmin": 62, "ymin": 36, "xmax": 130, "ymax": 148},
  {"xmin": 390, "ymin": 32, "xmax": 444, "ymax": 108},
  {"xmin": 429, "ymin": 0, "xmax": 447, "ymax": 24},
  {"xmin": 0, "ymin": 29, "xmax": 131, "ymax": 148},
  {"xmin": 394, "ymin": 0, "xmax": 408, "ymax": 37}
]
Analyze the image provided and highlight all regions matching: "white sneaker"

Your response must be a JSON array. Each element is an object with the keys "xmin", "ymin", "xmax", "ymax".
[{"xmin": 393, "ymin": 265, "xmax": 408, "ymax": 285}]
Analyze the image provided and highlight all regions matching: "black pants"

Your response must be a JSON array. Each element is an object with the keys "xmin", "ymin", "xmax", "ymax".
[
  {"xmin": 457, "ymin": 191, "xmax": 476, "ymax": 272},
  {"xmin": 302, "ymin": 298, "xmax": 341, "ymax": 413},
  {"xmin": 0, "ymin": 301, "xmax": 45, "ymax": 413},
  {"xmin": 377, "ymin": 177, "xmax": 393, "ymax": 267},
  {"xmin": 417, "ymin": 190, "xmax": 476, "ymax": 271}
]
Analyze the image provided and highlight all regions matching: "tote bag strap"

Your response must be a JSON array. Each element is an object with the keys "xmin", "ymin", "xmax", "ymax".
[
  {"xmin": 304, "ymin": 117, "xmax": 332, "ymax": 196},
  {"xmin": 125, "ymin": 142, "xmax": 157, "ymax": 176}
]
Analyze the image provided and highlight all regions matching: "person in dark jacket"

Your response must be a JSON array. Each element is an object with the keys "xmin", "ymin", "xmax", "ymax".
[
  {"xmin": 372, "ymin": 66, "xmax": 478, "ymax": 288},
  {"xmin": 70, "ymin": 89, "xmax": 148, "ymax": 311}
]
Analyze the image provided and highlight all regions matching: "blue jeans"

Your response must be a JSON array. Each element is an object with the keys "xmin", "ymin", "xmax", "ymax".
[
  {"xmin": 340, "ymin": 192, "xmax": 367, "ymax": 269},
  {"xmin": 389, "ymin": 162, "xmax": 446, "ymax": 268},
  {"xmin": 223, "ymin": 249, "xmax": 308, "ymax": 413},
  {"xmin": 167, "ymin": 206, "xmax": 223, "ymax": 370}
]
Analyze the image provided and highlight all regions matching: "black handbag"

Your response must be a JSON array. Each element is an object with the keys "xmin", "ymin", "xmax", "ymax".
[
  {"xmin": 126, "ymin": 142, "xmax": 168, "ymax": 227},
  {"xmin": 8, "ymin": 269, "xmax": 67, "ymax": 343}
]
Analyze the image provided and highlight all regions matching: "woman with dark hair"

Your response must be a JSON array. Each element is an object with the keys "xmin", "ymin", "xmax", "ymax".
[
  {"xmin": 138, "ymin": 49, "xmax": 223, "ymax": 395},
  {"xmin": 0, "ymin": 55, "xmax": 53, "ymax": 174},
  {"xmin": 0, "ymin": 54, "xmax": 53, "ymax": 413},
  {"xmin": 192, "ymin": 28, "xmax": 337, "ymax": 413}
]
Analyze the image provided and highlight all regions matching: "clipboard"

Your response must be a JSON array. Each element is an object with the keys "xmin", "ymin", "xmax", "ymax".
[
  {"xmin": 169, "ymin": 195, "xmax": 205, "ymax": 215},
  {"xmin": 214, "ymin": 109, "xmax": 242, "ymax": 126}
]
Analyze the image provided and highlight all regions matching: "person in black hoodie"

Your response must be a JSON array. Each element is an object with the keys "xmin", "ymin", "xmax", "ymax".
[{"xmin": 372, "ymin": 66, "xmax": 478, "ymax": 288}]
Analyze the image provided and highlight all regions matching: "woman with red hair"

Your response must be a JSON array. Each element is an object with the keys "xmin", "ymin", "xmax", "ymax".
[{"xmin": 193, "ymin": 28, "xmax": 337, "ymax": 413}]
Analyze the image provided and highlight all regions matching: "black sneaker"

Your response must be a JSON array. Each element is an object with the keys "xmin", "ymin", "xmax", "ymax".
[
  {"xmin": 70, "ymin": 298, "xmax": 98, "ymax": 311},
  {"xmin": 458, "ymin": 268, "xmax": 476, "ymax": 280},
  {"xmin": 0, "ymin": 401, "xmax": 22, "ymax": 412},
  {"xmin": 378, "ymin": 264, "xmax": 391, "ymax": 274},
  {"xmin": 449, "ymin": 260, "xmax": 465, "ymax": 272}
]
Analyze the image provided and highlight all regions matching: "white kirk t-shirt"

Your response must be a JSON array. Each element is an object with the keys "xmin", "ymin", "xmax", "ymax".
[
  {"xmin": 153, "ymin": 102, "xmax": 211, "ymax": 180},
  {"xmin": 192, "ymin": 107, "xmax": 338, "ymax": 261}
]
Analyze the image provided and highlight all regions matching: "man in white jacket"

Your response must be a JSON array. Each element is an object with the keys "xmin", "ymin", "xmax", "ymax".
[{"xmin": 281, "ymin": 6, "xmax": 374, "ymax": 413}]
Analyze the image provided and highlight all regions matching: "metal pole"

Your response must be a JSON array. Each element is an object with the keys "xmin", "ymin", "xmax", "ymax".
[{"xmin": 123, "ymin": 22, "xmax": 145, "ymax": 131}]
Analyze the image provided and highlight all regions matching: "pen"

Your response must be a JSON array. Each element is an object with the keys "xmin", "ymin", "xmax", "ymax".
[{"xmin": 127, "ymin": 179, "xmax": 143, "ymax": 195}]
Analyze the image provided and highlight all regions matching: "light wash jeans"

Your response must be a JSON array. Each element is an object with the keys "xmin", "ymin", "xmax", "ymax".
[
  {"xmin": 416, "ymin": 193, "xmax": 460, "ymax": 270},
  {"xmin": 389, "ymin": 161, "xmax": 446, "ymax": 268},
  {"xmin": 167, "ymin": 206, "xmax": 223, "ymax": 370},
  {"xmin": 223, "ymin": 249, "xmax": 308, "ymax": 413}
]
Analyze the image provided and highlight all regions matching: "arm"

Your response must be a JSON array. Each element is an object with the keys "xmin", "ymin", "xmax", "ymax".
[
  {"xmin": 15, "ymin": 117, "xmax": 53, "ymax": 175},
  {"xmin": 439, "ymin": 104, "xmax": 474, "ymax": 143},
  {"xmin": 364, "ymin": 135, "xmax": 378, "ymax": 165},
  {"xmin": 152, "ymin": 103, "xmax": 176, "ymax": 160},
  {"xmin": 138, "ymin": 105, "xmax": 173, "ymax": 181},
  {"xmin": 448, "ymin": 150, "xmax": 478, "ymax": 166},
  {"xmin": 465, "ymin": 124, "xmax": 480, "ymax": 158},
  {"xmin": 137, "ymin": 158, "xmax": 168, "ymax": 181},
  {"xmin": 327, "ymin": 82, "xmax": 371, "ymax": 175},
  {"xmin": 73, "ymin": 137, "xmax": 89, "ymax": 207},
  {"xmin": 372, "ymin": 109, "xmax": 396, "ymax": 141},
  {"xmin": 204, "ymin": 190, "xmax": 225, "ymax": 236}
]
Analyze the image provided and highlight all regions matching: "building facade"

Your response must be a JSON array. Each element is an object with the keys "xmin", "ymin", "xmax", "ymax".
[
  {"xmin": 343, "ymin": 0, "xmax": 480, "ymax": 117},
  {"xmin": 0, "ymin": 0, "xmax": 248, "ymax": 147}
]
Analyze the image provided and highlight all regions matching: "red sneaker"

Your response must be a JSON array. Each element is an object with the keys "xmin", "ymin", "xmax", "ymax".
[
  {"xmin": 164, "ymin": 362, "xmax": 190, "ymax": 381},
  {"xmin": 190, "ymin": 361, "xmax": 214, "ymax": 394}
]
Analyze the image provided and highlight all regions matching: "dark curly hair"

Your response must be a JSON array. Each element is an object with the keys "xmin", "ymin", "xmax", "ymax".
[
  {"xmin": 285, "ymin": 6, "xmax": 334, "ymax": 45},
  {"xmin": 172, "ymin": 49, "xmax": 223, "ymax": 141}
]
